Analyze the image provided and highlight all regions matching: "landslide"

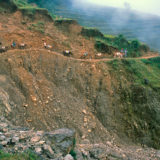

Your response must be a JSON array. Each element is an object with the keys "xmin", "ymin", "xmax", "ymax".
[
  {"xmin": 0, "ymin": 0, "xmax": 160, "ymax": 149},
  {"xmin": 1, "ymin": 49, "xmax": 160, "ymax": 149}
]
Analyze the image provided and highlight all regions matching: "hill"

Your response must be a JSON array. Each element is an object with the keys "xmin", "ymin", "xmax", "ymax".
[
  {"xmin": 29, "ymin": 0, "xmax": 160, "ymax": 51},
  {"xmin": 0, "ymin": 0, "xmax": 160, "ymax": 159}
]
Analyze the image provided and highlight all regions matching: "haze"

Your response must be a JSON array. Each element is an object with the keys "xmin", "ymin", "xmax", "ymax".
[{"xmin": 82, "ymin": 0, "xmax": 160, "ymax": 16}]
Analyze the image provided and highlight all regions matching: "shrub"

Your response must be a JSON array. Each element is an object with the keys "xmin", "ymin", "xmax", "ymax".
[
  {"xmin": 81, "ymin": 27, "xmax": 104, "ymax": 38},
  {"xmin": 130, "ymin": 40, "xmax": 140, "ymax": 51},
  {"xmin": 69, "ymin": 149, "xmax": 77, "ymax": 160},
  {"xmin": 95, "ymin": 41, "xmax": 110, "ymax": 53},
  {"xmin": 114, "ymin": 34, "xmax": 129, "ymax": 49}
]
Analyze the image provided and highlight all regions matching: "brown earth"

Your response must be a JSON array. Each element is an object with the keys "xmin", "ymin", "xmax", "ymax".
[{"xmin": 0, "ymin": 5, "xmax": 160, "ymax": 160}]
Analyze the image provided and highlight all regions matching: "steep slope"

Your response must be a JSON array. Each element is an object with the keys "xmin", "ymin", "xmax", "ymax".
[{"xmin": 0, "ymin": 0, "xmax": 160, "ymax": 153}]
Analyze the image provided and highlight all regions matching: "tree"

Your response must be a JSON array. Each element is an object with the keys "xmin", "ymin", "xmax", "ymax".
[{"xmin": 130, "ymin": 40, "xmax": 140, "ymax": 51}]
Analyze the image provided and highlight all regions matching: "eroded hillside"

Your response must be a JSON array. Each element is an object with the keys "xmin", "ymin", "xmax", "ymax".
[{"xmin": 0, "ymin": 0, "xmax": 160, "ymax": 157}]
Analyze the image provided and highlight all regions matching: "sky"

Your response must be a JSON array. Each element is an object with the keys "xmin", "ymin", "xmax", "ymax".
[{"xmin": 84, "ymin": 0, "xmax": 160, "ymax": 16}]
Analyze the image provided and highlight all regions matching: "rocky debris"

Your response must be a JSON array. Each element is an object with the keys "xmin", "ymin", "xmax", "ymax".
[
  {"xmin": 45, "ymin": 128, "xmax": 76, "ymax": 155},
  {"xmin": 0, "ymin": 117, "xmax": 159, "ymax": 160},
  {"xmin": 0, "ymin": 116, "xmax": 160, "ymax": 160},
  {"xmin": 0, "ymin": 116, "xmax": 75, "ymax": 160},
  {"xmin": 75, "ymin": 142, "xmax": 160, "ymax": 160}
]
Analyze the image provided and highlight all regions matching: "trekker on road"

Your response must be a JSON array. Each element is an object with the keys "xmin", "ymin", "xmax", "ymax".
[
  {"xmin": 124, "ymin": 48, "xmax": 128, "ymax": 57},
  {"xmin": 11, "ymin": 41, "xmax": 16, "ymax": 48}
]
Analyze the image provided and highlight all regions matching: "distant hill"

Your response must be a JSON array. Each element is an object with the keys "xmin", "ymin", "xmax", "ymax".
[{"xmin": 28, "ymin": 0, "xmax": 160, "ymax": 51}]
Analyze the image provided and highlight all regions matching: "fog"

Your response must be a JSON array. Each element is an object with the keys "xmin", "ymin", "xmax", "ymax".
[
  {"xmin": 76, "ymin": 0, "xmax": 160, "ymax": 16},
  {"xmin": 33, "ymin": 0, "xmax": 160, "ymax": 51},
  {"xmin": 70, "ymin": 0, "xmax": 160, "ymax": 51}
]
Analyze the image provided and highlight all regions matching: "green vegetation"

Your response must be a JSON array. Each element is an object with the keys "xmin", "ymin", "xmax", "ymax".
[
  {"xmin": 108, "ymin": 57, "xmax": 160, "ymax": 88},
  {"xmin": 81, "ymin": 27, "xmax": 104, "ymax": 38},
  {"xmin": 28, "ymin": 21, "xmax": 45, "ymax": 33},
  {"xmin": 12, "ymin": 0, "xmax": 149, "ymax": 58},
  {"xmin": 8, "ymin": 0, "xmax": 52, "ymax": 20},
  {"xmin": 69, "ymin": 149, "xmax": 77, "ymax": 160},
  {"xmin": 80, "ymin": 27, "xmax": 150, "ymax": 57},
  {"xmin": 107, "ymin": 57, "xmax": 160, "ymax": 148},
  {"xmin": 54, "ymin": 19, "xmax": 78, "ymax": 27},
  {"xmin": 0, "ymin": 6, "xmax": 6, "ymax": 13},
  {"xmin": 94, "ymin": 41, "xmax": 112, "ymax": 54},
  {"xmin": 94, "ymin": 34, "xmax": 150, "ymax": 57},
  {"xmin": 0, "ymin": 150, "xmax": 41, "ymax": 160},
  {"xmin": 69, "ymin": 138, "xmax": 77, "ymax": 160},
  {"xmin": 122, "ymin": 57, "xmax": 160, "ymax": 88},
  {"xmin": 13, "ymin": 0, "xmax": 35, "ymax": 8}
]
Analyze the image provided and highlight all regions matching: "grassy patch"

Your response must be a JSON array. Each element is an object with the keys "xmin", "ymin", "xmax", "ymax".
[
  {"xmin": 107, "ymin": 58, "xmax": 160, "ymax": 148},
  {"xmin": 81, "ymin": 27, "xmax": 104, "ymax": 38},
  {"xmin": 122, "ymin": 58, "xmax": 160, "ymax": 88},
  {"xmin": 0, "ymin": 150, "xmax": 41, "ymax": 160},
  {"xmin": 107, "ymin": 57, "xmax": 160, "ymax": 89},
  {"xmin": 13, "ymin": 0, "xmax": 37, "ymax": 9},
  {"xmin": 0, "ymin": 7, "xmax": 6, "ymax": 13},
  {"xmin": 28, "ymin": 21, "xmax": 45, "ymax": 33},
  {"xmin": 94, "ymin": 34, "xmax": 150, "ymax": 57}
]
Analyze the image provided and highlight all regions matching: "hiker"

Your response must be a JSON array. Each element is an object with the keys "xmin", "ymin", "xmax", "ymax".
[
  {"xmin": 84, "ymin": 52, "xmax": 88, "ymax": 57},
  {"xmin": 11, "ymin": 41, "xmax": 16, "ymax": 48},
  {"xmin": 80, "ymin": 52, "xmax": 88, "ymax": 59},
  {"xmin": 121, "ymin": 48, "xmax": 124, "ymax": 53},
  {"xmin": 124, "ymin": 49, "xmax": 128, "ymax": 57}
]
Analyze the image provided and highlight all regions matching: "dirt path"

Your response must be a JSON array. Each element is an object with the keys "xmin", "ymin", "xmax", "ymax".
[{"xmin": 6, "ymin": 48, "xmax": 159, "ymax": 63}]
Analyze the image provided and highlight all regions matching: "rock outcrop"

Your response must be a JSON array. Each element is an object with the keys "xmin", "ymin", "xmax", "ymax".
[
  {"xmin": 0, "ymin": 116, "xmax": 75, "ymax": 159},
  {"xmin": 0, "ymin": 116, "xmax": 160, "ymax": 160}
]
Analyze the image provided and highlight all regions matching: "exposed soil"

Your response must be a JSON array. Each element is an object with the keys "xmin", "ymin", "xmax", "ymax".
[{"xmin": 0, "ymin": 5, "xmax": 160, "ymax": 159}]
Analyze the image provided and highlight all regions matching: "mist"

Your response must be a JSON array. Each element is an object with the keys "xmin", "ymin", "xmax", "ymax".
[
  {"xmin": 81, "ymin": 0, "xmax": 160, "ymax": 16},
  {"xmin": 32, "ymin": 0, "xmax": 160, "ymax": 51}
]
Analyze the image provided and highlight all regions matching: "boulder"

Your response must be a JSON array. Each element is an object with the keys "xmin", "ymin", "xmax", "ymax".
[
  {"xmin": 45, "ymin": 128, "xmax": 76, "ymax": 155},
  {"xmin": 64, "ymin": 154, "xmax": 74, "ymax": 160}
]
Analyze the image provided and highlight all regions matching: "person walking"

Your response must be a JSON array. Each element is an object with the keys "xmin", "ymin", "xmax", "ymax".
[
  {"xmin": 121, "ymin": 48, "xmax": 124, "ymax": 53},
  {"xmin": 124, "ymin": 48, "xmax": 128, "ymax": 57}
]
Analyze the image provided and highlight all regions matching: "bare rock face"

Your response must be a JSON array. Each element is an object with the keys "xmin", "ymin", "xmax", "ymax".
[
  {"xmin": 0, "ymin": 116, "xmax": 160, "ymax": 160},
  {"xmin": 0, "ymin": 116, "xmax": 75, "ymax": 160},
  {"xmin": 45, "ymin": 128, "xmax": 76, "ymax": 155}
]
